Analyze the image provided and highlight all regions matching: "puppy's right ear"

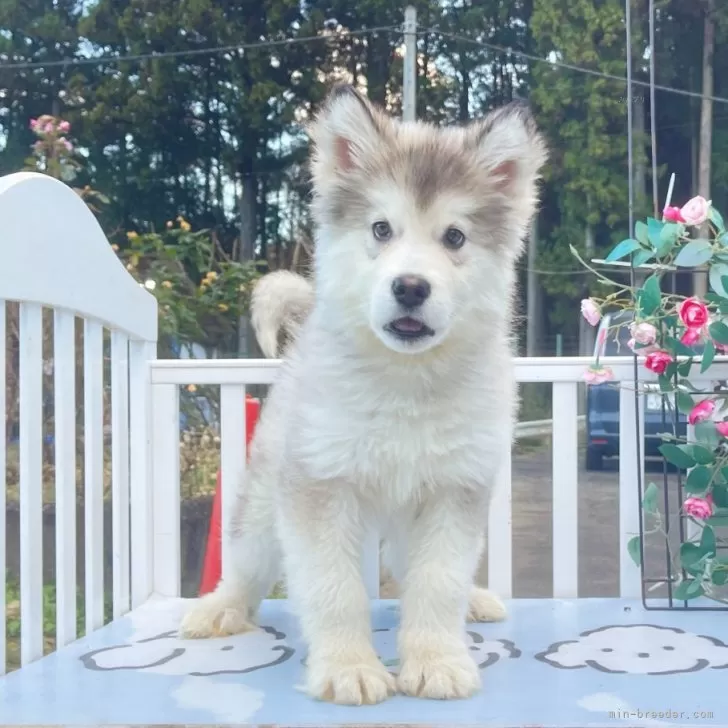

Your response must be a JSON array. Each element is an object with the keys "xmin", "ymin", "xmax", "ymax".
[{"xmin": 309, "ymin": 85, "xmax": 390, "ymax": 179}]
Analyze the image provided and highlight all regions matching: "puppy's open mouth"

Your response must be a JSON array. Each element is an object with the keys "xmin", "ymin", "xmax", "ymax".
[{"xmin": 384, "ymin": 317, "xmax": 435, "ymax": 340}]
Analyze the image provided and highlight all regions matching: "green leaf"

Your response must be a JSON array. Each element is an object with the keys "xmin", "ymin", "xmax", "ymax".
[
  {"xmin": 647, "ymin": 217, "xmax": 664, "ymax": 247},
  {"xmin": 633, "ymin": 248, "xmax": 655, "ymax": 267},
  {"xmin": 664, "ymin": 361, "xmax": 679, "ymax": 380},
  {"xmin": 679, "ymin": 542, "xmax": 706, "ymax": 571},
  {"xmin": 664, "ymin": 335, "xmax": 698, "ymax": 358},
  {"xmin": 658, "ymin": 375, "xmax": 674, "ymax": 393},
  {"xmin": 673, "ymin": 578, "xmax": 705, "ymax": 601},
  {"xmin": 673, "ymin": 239, "xmax": 713, "ymax": 267},
  {"xmin": 713, "ymin": 569, "xmax": 728, "ymax": 586},
  {"xmin": 712, "ymin": 483, "xmax": 728, "ymax": 508},
  {"xmin": 707, "ymin": 516, "xmax": 728, "ymax": 527},
  {"xmin": 679, "ymin": 378, "xmax": 705, "ymax": 393},
  {"xmin": 709, "ymin": 263, "xmax": 728, "ymax": 298},
  {"xmin": 637, "ymin": 275, "xmax": 661, "ymax": 316},
  {"xmin": 657, "ymin": 222, "xmax": 681, "ymax": 257},
  {"xmin": 694, "ymin": 420, "xmax": 720, "ymax": 449},
  {"xmin": 701, "ymin": 340, "xmax": 716, "ymax": 373},
  {"xmin": 700, "ymin": 525, "xmax": 717, "ymax": 557},
  {"xmin": 685, "ymin": 465, "xmax": 712, "ymax": 494},
  {"xmin": 642, "ymin": 481, "xmax": 659, "ymax": 514},
  {"xmin": 709, "ymin": 321, "xmax": 728, "ymax": 345},
  {"xmin": 677, "ymin": 358, "xmax": 693, "ymax": 377},
  {"xmin": 635, "ymin": 220, "xmax": 649, "ymax": 245},
  {"xmin": 719, "ymin": 232, "xmax": 728, "ymax": 247},
  {"xmin": 658, "ymin": 443, "xmax": 695, "ymax": 469},
  {"xmin": 709, "ymin": 206, "xmax": 726, "ymax": 233},
  {"xmin": 690, "ymin": 444, "xmax": 716, "ymax": 465},
  {"xmin": 675, "ymin": 390, "xmax": 695, "ymax": 414},
  {"xmin": 627, "ymin": 536, "xmax": 642, "ymax": 567},
  {"xmin": 605, "ymin": 238, "xmax": 642, "ymax": 262}
]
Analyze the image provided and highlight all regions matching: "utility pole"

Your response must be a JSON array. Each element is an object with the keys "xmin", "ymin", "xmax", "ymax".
[
  {"xmin": 695, "ymin": 0, "xmax": 714, "ymax": 298},
  {"xmin": 403, "ymin": 6, "xmax": 417, "ymax": 122}
]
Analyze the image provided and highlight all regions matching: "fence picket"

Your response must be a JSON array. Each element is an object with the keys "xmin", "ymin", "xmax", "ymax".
[
  {"xmin": 54, "ymin": 310, "xmax": 77, "ymax": 647},
  {"xmin": 19, "ymin": 303, "xmax": 44, "ymax": 665}
]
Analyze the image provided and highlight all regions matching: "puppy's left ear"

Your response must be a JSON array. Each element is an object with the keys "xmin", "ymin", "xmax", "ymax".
[{"xmin": 467, "ymin": 100, "xmax": 548, "ymax": 201}]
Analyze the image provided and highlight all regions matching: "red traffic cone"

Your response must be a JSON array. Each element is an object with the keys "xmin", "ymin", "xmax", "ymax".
[{"xmin": 199, "ymin": 394, "xmax": 261, "ymax": 595}]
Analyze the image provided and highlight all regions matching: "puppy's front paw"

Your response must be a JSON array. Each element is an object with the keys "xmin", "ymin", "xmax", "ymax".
[
  {"xmin": 467, "ymin": 586, "xmax": 507, "ymax": 623},
  {"xmin": 398, "ymin": 646, "xmax": 480, "ymax": 699},
  {"xmin": 306, "ymin": 652, "xmax": 396, "ymax": 705}
]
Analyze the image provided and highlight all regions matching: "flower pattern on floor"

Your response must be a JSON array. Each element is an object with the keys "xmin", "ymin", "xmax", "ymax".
[
  {"xmin": 536, "ymin": 624, "xmax": 728, "ymax": 675},
  {"xmin": 80, "ymin": 624, "xmax": 294, "ymax": 676}
]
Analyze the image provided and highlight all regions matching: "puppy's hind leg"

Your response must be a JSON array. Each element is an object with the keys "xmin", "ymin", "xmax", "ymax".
[
  {"xmin": 179, "ymin": 474, "xmax": 280, "ymax": 639},
  {"xmin": 381, "ymin": 530, "xmax": 506, "ymax": 623}
]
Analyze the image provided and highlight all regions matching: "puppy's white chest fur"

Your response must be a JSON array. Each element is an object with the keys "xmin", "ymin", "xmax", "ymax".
[{"xmin": 282, "ymin": 334, "xmax": 513, "ymax": 505}]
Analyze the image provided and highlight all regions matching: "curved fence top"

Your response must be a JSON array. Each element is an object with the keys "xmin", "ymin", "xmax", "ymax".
[{"xmin": 0, "ymin": 172, "xmax": 157, "ymax": 341}]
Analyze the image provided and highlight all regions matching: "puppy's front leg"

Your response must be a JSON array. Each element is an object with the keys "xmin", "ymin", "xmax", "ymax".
[
  {"xmin": 397, "ymin": 487, "xmax": 487, "ymax": 699},
  {"xmin": 279, "ymin": 481, "xmax": 395, "ymax": 705}
]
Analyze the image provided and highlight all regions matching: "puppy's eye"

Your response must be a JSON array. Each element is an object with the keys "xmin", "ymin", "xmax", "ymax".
[
  {"xmin": 443, "ymin": 227, "xmax": 465, "ymax": 249},
  {"xmin": 372, "ymin": 221, "xmax": 392, "ymax": 241}
]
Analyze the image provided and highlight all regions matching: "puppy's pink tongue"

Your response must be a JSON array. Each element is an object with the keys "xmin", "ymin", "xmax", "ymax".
[{"xmin": 393, "ymin": 317, "xmax": 423, "ymax": 332}]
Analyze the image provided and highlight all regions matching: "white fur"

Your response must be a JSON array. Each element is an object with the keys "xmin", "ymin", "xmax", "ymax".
[{"xmin": 181, "ymin": 87, "xmax": 546, "ymax": 705}]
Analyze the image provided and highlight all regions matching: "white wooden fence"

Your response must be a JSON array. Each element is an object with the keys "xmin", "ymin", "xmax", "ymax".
[{"xmin": 3, "ymin": 171, "xmax": 728, "ymax": 678}]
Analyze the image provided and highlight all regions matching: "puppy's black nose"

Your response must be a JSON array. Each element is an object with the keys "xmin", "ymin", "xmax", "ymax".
[{"xmin": 391, "ymin": 275, "xmax": 431, "ymax": 309}]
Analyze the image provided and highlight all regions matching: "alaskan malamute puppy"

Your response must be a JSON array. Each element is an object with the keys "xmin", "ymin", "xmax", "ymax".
[{"xmin": 180, "ymin": 85, "xmax": 547, "ymax": 705}]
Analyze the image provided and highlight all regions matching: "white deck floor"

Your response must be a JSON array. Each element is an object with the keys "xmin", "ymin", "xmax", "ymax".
[{"xmin": 2, "ymin": 597, "xmax": 727, "ymax": 726}]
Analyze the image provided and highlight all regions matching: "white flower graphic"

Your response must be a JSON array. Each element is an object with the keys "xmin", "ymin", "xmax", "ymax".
[
  {"xmin": 80, "ymin": 624, "xmax": 294, "ymax": 676},
  {"xmin": 536, "ymin": 624, "xmax": 728, "ymax": 675}
]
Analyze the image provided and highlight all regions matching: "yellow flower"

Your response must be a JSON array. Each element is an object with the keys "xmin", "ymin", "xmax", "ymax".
[
  {"xmin": 187, "ymin": 384, "xmax": 197, "ymax": 393},
  {"xmin": 111, "ymin": 244, "xmax": 119, "ymax": 252},
  {"xmin": 238, "ymin": 284, "xmax": 247, "ymax": 293},
  {"xmin": 180, "ymin": 220, "xmax": 191, "ymax": 232},
  {"xmin": 218, "ymin": 303, "xmax": 229, "ymax": 312},
  {"xmin": 162, "ymin": 280, "xmax": 172, "ymax": 289},
  {"xmin": 126, "ymin": 231, "xmax": 138, "ymax": 241},
  {"xmin": 205, "ymin": 271, "xmax": 218, "ymax": 282}
]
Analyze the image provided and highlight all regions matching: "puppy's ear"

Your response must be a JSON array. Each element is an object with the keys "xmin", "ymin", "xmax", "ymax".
[
  {"xmin": 309, "ymin": 85, "xmax": 390, "ymax": 180},
  {"xmin": 467, "ymin": 100, "xmax": 548, "ymax": 201}
]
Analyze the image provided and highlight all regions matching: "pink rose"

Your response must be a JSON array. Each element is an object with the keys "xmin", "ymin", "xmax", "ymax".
[
  {"xmin": 680, "ymin": 195, "xmax": 711, "ymax": 226},
  {"xmin": 59, "ymin": 137, "xmax": 73, "ymax": 152},
  {"xmin": 629, "ymin": 321, "xmax": 657, "ymax": 345},
  {"xmin": 58, "ymin": 120, "xmax": 70, "ymax": 132},
  {"xmin": 580, "ymin": 298, "xmax": 600, "ymax": 327},
  {"xmin": 29, "ymin": 118, "xmax": 38, "ymax": 130},
  {"xmin": 683, "ymin": 494, "xmax": 714, "ymax": 520},
  {"xmin": 716, "ymin": 421, "xmax": 728, "ymax": 437},
  {"xmin": 681, "ymin": 327, "xmax": 703, "ymax": 346},
  {"xmin": 678, "ymin": 298, "xmax": 709, "ymax": 329},
  {"xmin": 628, "ymin": 338, "xmax": 660, "ymax": 355},
  {"xmin": 663, "ymin": 206, "xmax": 685, "ymax": 223},
  {"xmin": 583, "ymin": 366, "xmax": 614, "ymax": 385},
  {"xmin": 644, "ymin": 351, "xmax": 673, "ymax": 375},
  {"xmin": 688, "ymin": 399, "xmax": 716, "ymax": 425},
  {"xmin": 43, "ymin": 121, "xmax": 54, "ymax": 134}
]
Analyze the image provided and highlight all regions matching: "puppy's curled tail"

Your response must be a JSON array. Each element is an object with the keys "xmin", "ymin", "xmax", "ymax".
[{"xmin": 250, "ymin": 270, "xmax": 314, "ymax": 358}]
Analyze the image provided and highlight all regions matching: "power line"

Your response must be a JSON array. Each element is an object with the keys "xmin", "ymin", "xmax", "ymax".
[
  {"xmin": 0, "ymin": 26, "xmax": 399, "ymax": 70},
  {"xmin": 424, "ymin": 28, "xmax": 728, "ymax": 106},
  {"xmin": 1, "ymin": 23, "xmax": 728, "ymax": 111}
]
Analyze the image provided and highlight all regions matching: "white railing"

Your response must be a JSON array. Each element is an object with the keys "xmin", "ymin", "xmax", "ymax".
[{"xmin": 147, "ymin": 355, "xmax": 728, "ymax": 606}]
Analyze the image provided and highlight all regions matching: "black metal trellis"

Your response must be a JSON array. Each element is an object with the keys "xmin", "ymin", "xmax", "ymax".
[{"xmin": 624, "ymin": 0, "xmax": 728, "ymax": 611}]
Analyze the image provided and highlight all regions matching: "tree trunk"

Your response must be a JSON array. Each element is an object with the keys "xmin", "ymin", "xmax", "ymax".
[
  {"xmin": 526, "ymin": 216, "xmax": 541, "ymax": 357},
  {"xmin": 694, "ymin": 0, "xmax": 714, "ymax": 298},
  {"xmin": 237, "ymin": 162, "xmax": 257, "ymax": 357},
  {"xmin": 634, "ymin": 95, "xmax": 647, "ymax": 217},
  {"xmin": 579, "ymin": 218, "xmax": 596, "ymax": 357}
]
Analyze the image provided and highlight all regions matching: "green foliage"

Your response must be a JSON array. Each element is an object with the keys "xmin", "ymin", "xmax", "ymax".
[
  {"xmin": 119, "ymin": 222, "xmax": 261, "ymax": 356},
  {"xmin": 581, "ymin": 196, "xmax": 728, "ymax": 604}
]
